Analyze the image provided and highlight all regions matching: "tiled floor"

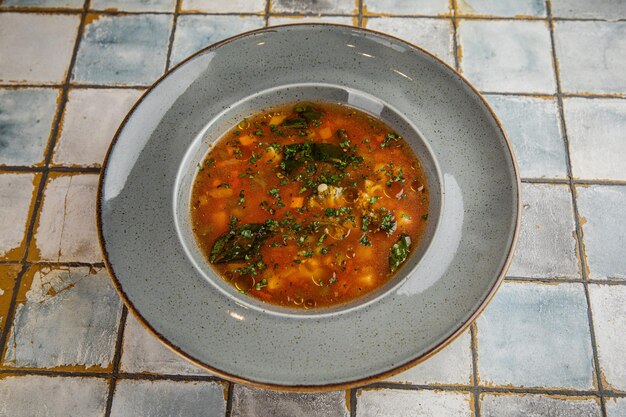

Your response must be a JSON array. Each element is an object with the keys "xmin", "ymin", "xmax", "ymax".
[{"xmin": 0, "ymin": 0, "xmax": 624, "ymax": 416}]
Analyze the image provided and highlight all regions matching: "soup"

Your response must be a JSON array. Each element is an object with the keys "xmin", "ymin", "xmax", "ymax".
[{"xmin": 191, "ymin": 102, "xmax": 429, "ymax": 309}]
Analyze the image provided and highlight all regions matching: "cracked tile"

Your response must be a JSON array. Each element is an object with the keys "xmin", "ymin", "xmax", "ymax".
[
  {"xmin": 73, "ymin": 14, "xmax": 172, "ymax": 85},
  {"xmin": 271, "ymin": 0, "xmax": 356, "ymax": 14},
  {"xmin": 0, "ymin": 13, "xmax": 80, "ymax": 84},
  {"xmin": 364, "ymin": 17, "xmax": 454, "ymax": 66},
  {"xmin": 564, "ymin": 98, "xmax": 626, "ymax": 182},
  {"xmin": 171, "ymin": 15, "xmax": 264, "ymax": 67},
  {"xmin": 457, "ymin": 20, "xmax": 555, "ymax": 93},
  {"xmin": 385, "ymin": 329, "xmax": 472, "ymax": 385},
  {"xmin": 0, "ymin": 173, "xmax": 38, "ymax": 261},
  {"xmin": 231, "ymin": 385, "xmax": 348, "ymax": 417},
  {"xmin": 477, "ymin": 282, "xmax": 595, "ymax": 389},
  {"xmin": 508, "ymin": 183, "xmax": 579, "ymax": 279},
  {"xmin": 555, "ymin": 21, "xmax": 626, "ymax": 95},
  {"xmin": 30, "ymin": 174, "xmax": 100, "ymax": 262},
  {"xmin": 4, "ymin": 266, "xmax": 122, "ymax": 369},
  {"xmin": 120, "ymin": 314, "xmax": 208, "ymax": 375},
  {"xmin": 0, "ymin": 265, "xmax": 21, "ymax": 332},
  {"xmin": 588, "ymin": 284, "xmax": 626, "ymax": 392},
  {"xmin": 356, "ymin": 389, "xmax": 471, "ymax": 417},
  {"xmin": 181, "ymin": 0, "xmax": 266, "ymax": 13},
  {"xmin": 0, "ymin": 88, "xmax": 60, "ymax": 166},
  {"xmin": 485, "ymin": 95, "xmax": 566, "ymax": 179},
  {"xmin": 457, "ymin": 0, "xmax": 546, "ymax": 17},
  {"xmin": 0, "ymin": 375, "xmax": 108, "ymax": 417},
  {"xmin": 577, "ymin": 186, "xmax": 626, "ymax": 280},
  {"xmin": 363, "ymin": 0, "xmax": 450, "ymax": 16},
  {"xmin": 110, "ymin": 379, "xmax": 227, "ymax": 417},
  {"xmin": 552, "ymin": 1, "xmax": 626, "ymax": 25},
  {"xmin": 481, "ymin": 393, "xmax": 601, "ymax": 417},
  {"xmin": 52, "ymin": 88, "xmax": 143, "ymax": 167}
]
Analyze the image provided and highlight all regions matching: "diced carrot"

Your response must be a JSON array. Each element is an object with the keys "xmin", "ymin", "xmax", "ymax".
[
  {"xmin": 318, "ymin": 127, "xmax": 332, "ymax": 140},
  {"xmin": 290, "ymin": 196, "xmax": 304, "ymax": 208},
  {"xmin": 239, "ymin": 135, "xmax": 254, "ymax": 146},
  {"xmin": 374, "ymin": 135, "xmax": 384, "ymax": 143},
  {"xmin": 254, "ymin": 290, "xmax": 272, "ymax": 300}
]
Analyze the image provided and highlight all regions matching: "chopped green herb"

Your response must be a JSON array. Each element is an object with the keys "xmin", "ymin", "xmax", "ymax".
[
  {"xmin": 254, "ymin": 278, "xmax": 268, "ymax": 290},
  {"xmin": 422, "ymin": 213, "xmax": 429, "ymax": 221},
  {"xmin": 389, "ymin": 234, "xmax": 411, "ymax": 273}
]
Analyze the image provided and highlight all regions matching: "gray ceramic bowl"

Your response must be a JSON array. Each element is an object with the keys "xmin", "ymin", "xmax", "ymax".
[{"xmin": 98, "ymin": 24, "xmax": 520, "ymax": 391}]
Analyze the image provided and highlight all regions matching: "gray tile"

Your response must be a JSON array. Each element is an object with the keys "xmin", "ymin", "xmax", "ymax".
[
  {"xmin": 269, "ymin": 16, "xmax": 354, "ymax": 25},
  {"xmin": 91, "ymin": 0, "xmax": 176, "ymax": 12},
  {"xmin": 1, "ymin": 0, "xmax": 83, "ymax": 6},
  {"xmin": 508, "ymin": 183, "xmax": 579, "ymax": 279},
  {"xmin": 555, "ymin": 22, "xmax": 626, "ymax": 94},
  {"xmin": 386, "ymin": 329, "xmax": 472, "ymax": 385},
  {"xmin": 271, "ymin": 0, "xmax": 356, "ymax": 14},
  {"xmin": 171, "ymin": 15, "xmax": 264, "ymax": 67},
  {"xmin": 0, "ymin": 13, "xmax": 80, "ymax": 84},
  {"xmin": 477, "ymin": 282, "xmax": 595, "ymax": 389},
  {"xmin": 0, "ymin": 265, "xmax": 22, "ymax": 331},
  {"xmin": 577, "ymin": 186, "xmax": 626, "ymax": 280},
  {"xmin": 52, "ymin": 88, "xmax": 143, "ymax": 167},
  {"xmin": 31, "ymin": 174, "xmax": 101, "ymax": 262},
  {"xmin": 0, "ymin": 174, "xmax": 36, "ymax": 260},
  {"xmin": 588, "ymin": 284, "xmax": 626, "ymax": 392},
  {"xmin": 110, "ymin": 379, "xmax": 227, "ymax": 417},
  {"xmin": 73, "ymin": 14, "xmax": 172, "ymax": 85},
  {"xmin": 231, "ymin": 385, "xmax": 348, "ymax": 417},
  {"xmin": 181, "ymin": 0, "xmax": 266, "ymax": 13},
  {"xmin": 457, "ymin": 20, "xmax": 555, "ymax": 93},
  {"xmin": 606, "ymin": 398, "xmax": 626, "ymax": 417},
  {"xmin": 356, "ymin": 389, "xmax": 471, "ymax": 417},
  {"xmin": 552, "ymin": 0, "xmax": 626, "ymax": 20},
  {"xmin": 481, "ymin": 393, "xmax": 601, "ymax": 417},
  {"xmin": 0, "ymin": 375, "xmax": 108, "ymax": 417},
  {"xmin": 457, "ymin": 0, "xmax": 546, "ymax": 17},
  {"xmin": 364, "ymin": 17, "xmax": 454, "ymax": 66},
  {"xmin": 120, "ymin": 314, "xmax": 209, "ymax": 375},
  {"xmin": 0, "ymin": 88, "xmax": 59, "ymax": 166},
  {"xmin": 485, "ymin": 94, "xmax": 566, "ymax": 179},
  {"xmin": 564, "ymin": 98, "xmax": 626, "ymax": 182},
  {"xmin": 4, "ymin": 266, "xmax": 122, "ymax": 368},
  {"xmin": 363, "ymin": 0, "xmax": 450, "ymax": 16}
]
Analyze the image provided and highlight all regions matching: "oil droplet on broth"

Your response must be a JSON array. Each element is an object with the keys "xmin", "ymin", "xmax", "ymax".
[{"xmin": 232, "ymin": 275, "xmax": 254, "ymax": 292}]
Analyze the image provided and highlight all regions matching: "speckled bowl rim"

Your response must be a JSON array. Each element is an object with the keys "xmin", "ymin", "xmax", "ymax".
[{"xmin": 97, "ymin": 23, "xmax": 521, "ymax": 392}]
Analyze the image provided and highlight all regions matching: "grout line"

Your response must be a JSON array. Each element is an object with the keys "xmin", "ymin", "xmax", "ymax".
[
  {"xmin": 521, "ymin": 178, "xmax": 569, "ymax": 184},
  {"xmin": 470, "ymin": 323, "xmax": 481, "ymax": 417},
  {"xmin": 0, "ymin": 0, "xmax": 91, "ymax": 364},
  {"xmin": 0, "ymin": 260, "xmax": 105, "ymax": 267},
  {"xmin": 0, "ymin": 166, "xmax": 101, "ymax": 173},
  {"xmin": 506, "ymin": 276, "xmax": 626, "ymax": 285},
  {"xmin": 357, "ymin": 0, "xmax": 363, "ymax": 27},
  {"xmin": 103, "ymin": 307, "xmax": 128, "ymax": 417},
  {"xmin": 546, "ymin": 2, "xmax": 607, "ymax": 416},
  {"xmin": 350, "ymin": 388, "xmax": 358, "ymax": 417},
  {"xmin": 164, "ymin": 0, "xmax": 182, "ymax": 71},
  {"xmin": 224, "ymin": 382, "xmax": 235, "ymax": 417},
  {"xmin": 450, "ymin": 0, "xmax": 460, "ymax": 72},
  {"xmin": 264, "ymin": 0, "xmax": 270, "ymax": 27}
]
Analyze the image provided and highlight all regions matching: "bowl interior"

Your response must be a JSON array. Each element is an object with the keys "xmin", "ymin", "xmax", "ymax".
[{"xmin": 174, "ymin": 84, "xmax": 443, "ymax": 317}]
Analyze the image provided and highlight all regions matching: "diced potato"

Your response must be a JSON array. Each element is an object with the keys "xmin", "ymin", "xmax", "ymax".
[
  {"xmin": 198, "ymin": 194, "xmax": 209, "ymax": 206},
  {"xmin": 239, "ymin": 135, "xmax": 254, "ymax": 146},
  {"xmin": 318, "ymin": 127, "xmax": 332, "ymax": 140},
  {"xmin": 208, "ymin": 188, "xmax": 234, "ymax": 199},
  {"xmin": 267, "ymin": 277, "xmax": 281, "ymax": 291},
  {"xmin": 290, "ymin": 196, "xmax": 304, "ymax": 208},
  {"xmin": 398, "ymin": 212, "xmax": 412, "ymax": 225},
  {"xmin": 358, "ymin": 272, "xmax": 375, "ymax": 287},
  {"xmin": 211, "ymin": 211, "xmax": 228, "ymax": 228},
  {"xmin": 269, "ymin": 114, "xmax": 287, "ymax": 126},
  {"xmin": 356, "ymin": 245, "xmax": 373, "ymax": 259}
]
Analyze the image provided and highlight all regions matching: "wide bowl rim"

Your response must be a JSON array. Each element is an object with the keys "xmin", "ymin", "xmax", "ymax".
[{"xmin": 97, "ymin": 23, "xmax": 521, "ymax": 392}]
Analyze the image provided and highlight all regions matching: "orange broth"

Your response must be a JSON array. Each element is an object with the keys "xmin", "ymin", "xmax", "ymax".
[{"xmin": 191, "ymin": 102, "xmax": 429, "ymax": 309}]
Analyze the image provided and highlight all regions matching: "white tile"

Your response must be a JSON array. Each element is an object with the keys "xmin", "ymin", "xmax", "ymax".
[
  {"xmin": 363, "ymin": 0, "xmax": 450, "ymax": 16},
  {"xmin": 0, "ymin": 375, "xmax": 108, "ymax": 417},
  {"xmin": 31, "ymin": 174, "xmax": 101, "ymax": 262},
  {"xmin": 508, "ymin": 184, "xmax": 579, "ymax": 278},
  {"xmin": 552, "ymin": 0, "xmax": 626, "ymax": 24},
  {"xmin": 110, "ymin": 379, "xmax": 227, "ymax": 417},
  {"xmin": 271, "ymin": 0, "xmax": 356, "ymax": 14},
  {"xmin": 555, "ymin": 21, "xmax": 626, "ymax": 94},
  {"xmin": 0, "ymin": 174, "xmax": 35, "ymax": 259},
  {"xmin": 457, "ymin": 20, "xmax": 555, "ymax": 93},
  {"xmin": 365, "ymin": 18, "xmax": 454, "ymax": 66},
  {"xmin": 481, "ymin": 393, "xmax": 601, "ymax": 417},
  {"xmin": 4, "ymin": 266, "xmax": 121, "ymax": 368},
  {"xmin": 564, "ymin": 98, "xmax": 626, "ymax": 182},
  {"xmin": 386, "ymin": 330, "xmax": 472, "ymax": 385},
  {"xmin": 0, "ymin": 13, "xmax": 80, "ymax": 84},
  {"xmin": 53, "ymin": 88, "xmax": 143, "ymax": 167},
  {"xmin": 356, "ymin": 389, "xmax": 471, "ymax": 417},
  {"xmin": 120, "ymin": 314, "xmax": 208, "ymax": 375},
  {"xmin": 606, "ymin": 398, "xmax": 626, "ymax": 417},
  {"xmin": 181, "ymin": 0, "xmax": 266, "ymax": 13},
  {"xmin": 457, "ymin": 0, "xmax": 546, "ymax": 17},
  {"xmin": 588, "ymin": 284, "xmax": 626, "ymax": 392},
  {"xmin": 269, "ymin": 15, "xmax": 354, "ymax": 25}
]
